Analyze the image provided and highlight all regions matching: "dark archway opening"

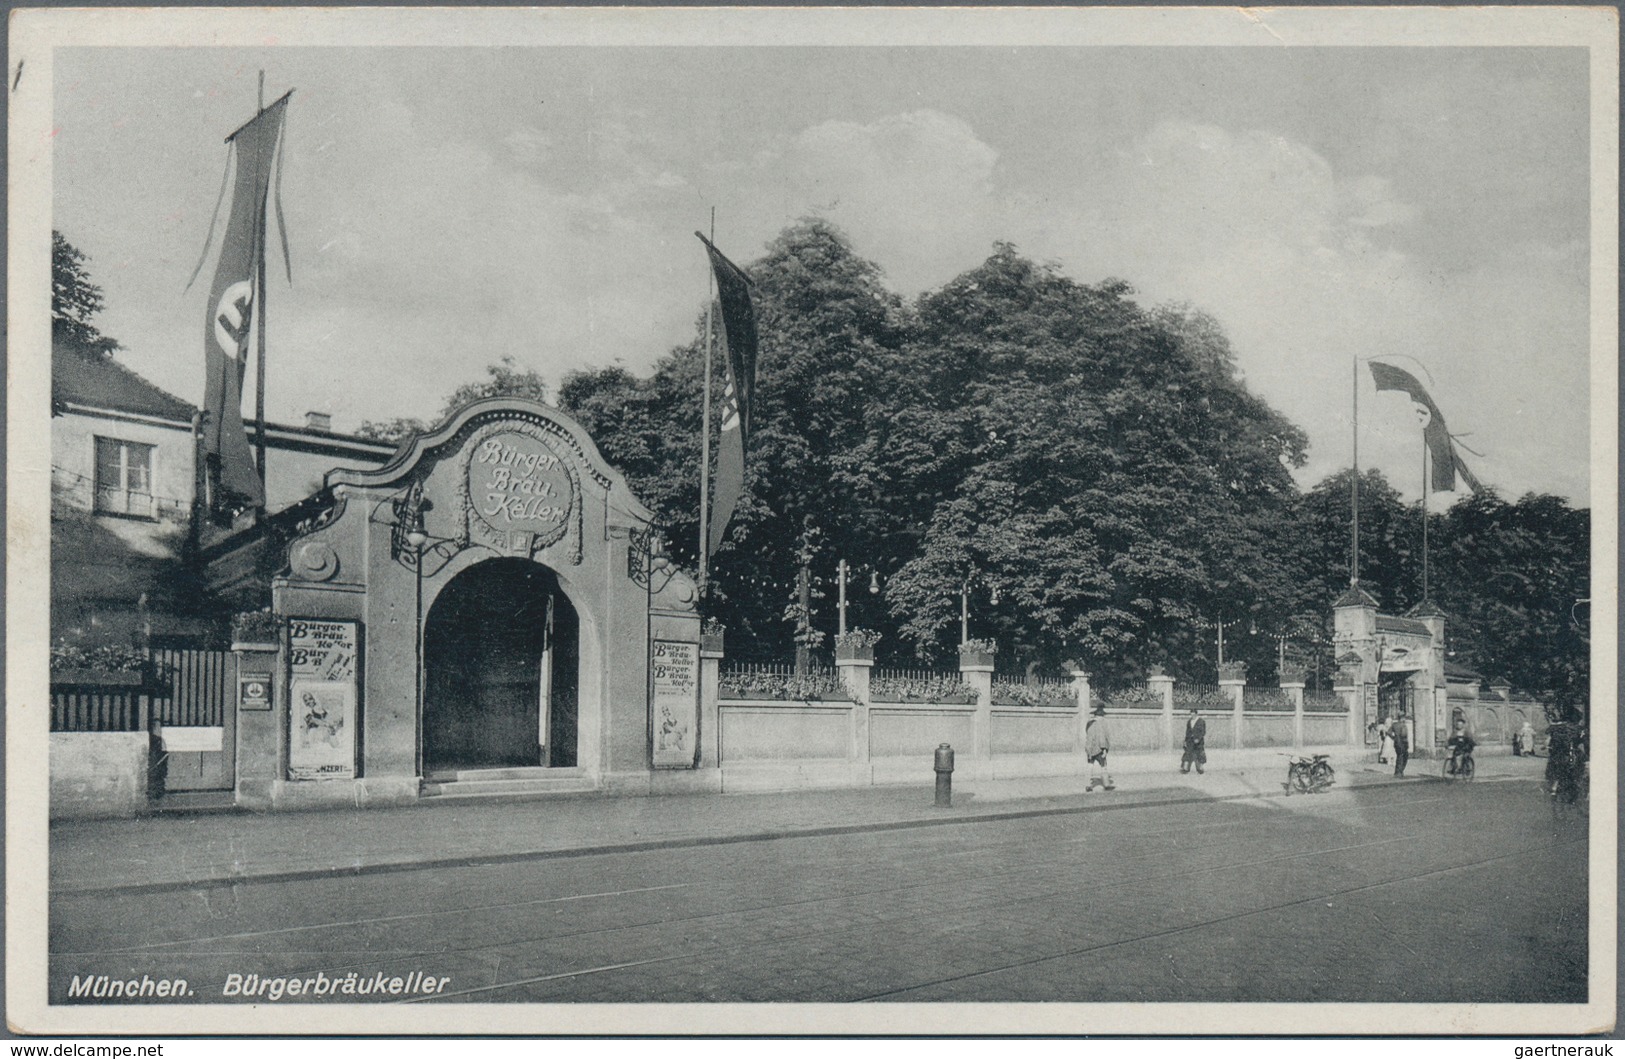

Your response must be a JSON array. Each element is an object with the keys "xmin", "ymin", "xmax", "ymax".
[{"xmin": 423, "ymin": 558, "xmax": 578, "ymax": 771}]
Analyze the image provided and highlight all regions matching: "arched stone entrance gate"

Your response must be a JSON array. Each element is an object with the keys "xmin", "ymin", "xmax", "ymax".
[
  {"xmin": 422, "ymin": 557, "xmax": 579, "ymax": 770},
  {"xmin": 234, "ymin": 398, "xmax": 702, "ymax": 810}
]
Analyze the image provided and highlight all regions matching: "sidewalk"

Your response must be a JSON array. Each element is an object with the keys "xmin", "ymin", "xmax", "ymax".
[{"xmin": 48, "ymin": 749, "xmax": 1551, "ymax": 896}]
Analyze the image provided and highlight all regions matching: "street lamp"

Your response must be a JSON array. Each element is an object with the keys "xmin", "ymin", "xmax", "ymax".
[
  {"xmin": 1194, "ymin": 615, "xmax": 1242, "ymax": 672},
  {"xmin": 835, "ymin": 560, "xmax": 882, "ymax": 637}
]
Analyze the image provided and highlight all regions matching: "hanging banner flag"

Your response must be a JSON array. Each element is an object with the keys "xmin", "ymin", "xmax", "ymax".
[
  {"xmin": 696, "ymin": 233, "xmax": 759, "ymax": 556},
  {"xmin": 200, "ymin": 96, "xmax": 288, "ymax": 520},
  {"xmin": 1369, "ymin": 361, "xmax": 1484, "ymax": 493}
]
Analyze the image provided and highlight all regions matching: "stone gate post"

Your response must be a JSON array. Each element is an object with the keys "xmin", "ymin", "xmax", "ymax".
[
  {"xmin": 1148, "ymin": 669, "xmax": 1175, "ymax": 752},
  {"xmin": 1219, "ymin": 661, "xmax": 1247, "ymax": 749}
]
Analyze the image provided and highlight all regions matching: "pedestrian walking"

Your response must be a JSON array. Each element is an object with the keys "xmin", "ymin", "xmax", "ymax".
[
  {"xmin": 1085, "ymin": 705, "xmax": 1114, "ymax": 791},
  {"xmin": 1180, "ymin": 707, "xmax": 1207, "ymax": 775},
  {"xmin": 1376, "ymin": 717, "xmax": 1393, "ymax": 764},
  {"xmin": 1391, "ymin": 713, "xmax": 1409, "ymax": 777},
  {"xmin": 1517, "ymin": 720, "xmax": 1536, "ymax": 757},
  {"xmin": 146, "ymin": 716, "xmax": 168, "ymax": 803}
]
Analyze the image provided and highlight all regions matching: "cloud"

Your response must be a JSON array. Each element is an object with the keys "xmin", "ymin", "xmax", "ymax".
[
  {"xmin": 1000, "ymin": 119, "xmax": 1586, "ymax": 503},
  {"xmin": 754, "ymin": 109, "xmax": 1003, "ymax": 290}
]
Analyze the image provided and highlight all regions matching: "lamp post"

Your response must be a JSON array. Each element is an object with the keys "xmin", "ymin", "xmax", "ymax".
[
  {"xmin": 407, "ymin": 513, "xmax": 428, "ymax": 780},
  {"xmin": 1195, "ymin": 616, "xmax": 1242, "ymax": 674},
  {"xmin": 836, "ymin": 560, "xmax": 882, "ymax": 637},
  {"xmin": 960, "ymin": 575, "xmax": 999, "ymax": 646}
]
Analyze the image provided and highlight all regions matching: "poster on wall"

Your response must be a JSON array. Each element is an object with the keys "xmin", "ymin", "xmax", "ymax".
[
  {"xmin": 287, "ymin": 619, "xmax": 360, "ymax": 780},
  {"xmin": 650, "ymin": 639, "xmax": 699, "ymax": 769}
]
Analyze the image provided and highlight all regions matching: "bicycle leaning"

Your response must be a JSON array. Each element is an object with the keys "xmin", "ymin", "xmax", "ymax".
[{"xmin": 1283, "ymin": 753, "xmax": 1335, "ymax": 794}]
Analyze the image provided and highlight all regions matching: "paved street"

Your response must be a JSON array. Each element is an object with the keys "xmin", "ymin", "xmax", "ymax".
[{"xmin": 50, "ymin": 772, "xmax": 1588, "ymax": 1004}]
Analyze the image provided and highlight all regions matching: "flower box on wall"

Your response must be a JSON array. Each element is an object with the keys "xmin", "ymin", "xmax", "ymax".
[
  {"xmin": 835, "ymin": 644, "xmax": 875, "ymax": 663},
  {"xmin": 1218, "ymin": 661, "xmax": 1249, "ymax": 682},
  {"xmin": 700, "ymin": 632, "xmax": 726, "ymax": 655}
]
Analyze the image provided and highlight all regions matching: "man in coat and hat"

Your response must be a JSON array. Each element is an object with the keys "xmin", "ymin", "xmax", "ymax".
[
  {"xmin": 1181, "ymin": 707, "xmax": 1207, "ymax": 774},
  {"xmin": 1085, "ymin": 704, "xmax": 1115, "ymax": 791}
]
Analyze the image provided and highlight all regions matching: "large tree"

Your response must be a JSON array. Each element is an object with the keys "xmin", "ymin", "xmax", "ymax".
[
  {"xmin": 53, "ymin": 230, "xmax": 120, "ymax": 358},
  {"xmin": 879, "ymin": 248, "xmax": 1307, "ymax": 680},
  {"xmin": 562, "ymin": 219, "xmax": 912, "ymax": 657}
]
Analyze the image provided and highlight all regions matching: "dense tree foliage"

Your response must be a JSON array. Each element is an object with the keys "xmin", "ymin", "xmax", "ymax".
[
  {"xmin": 368, "ymin": 216, "xmax": 1585, "ymax": 703},
  {"xmin": 52, "ymin": 230, "xmax": 120, "ymax": 358}
]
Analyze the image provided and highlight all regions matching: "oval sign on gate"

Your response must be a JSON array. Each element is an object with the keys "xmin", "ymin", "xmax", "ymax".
[{"xmin": 468, "ymin": 431, "xmax": 574, "ymax": 548}]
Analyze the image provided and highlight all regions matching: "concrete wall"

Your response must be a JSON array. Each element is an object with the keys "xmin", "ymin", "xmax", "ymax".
[
  {"xmin": 50, "ymin": 732, "xmax": 149, "ymax": 819},
  {"xmin": 990, "ymin": 708, "xmax": 1078, "ymax": 754},
  {"xmin": 1244, "ymin": 713, "xmax": 1295, "ymax": 748},
  {"xmin": 720, "ymin": 701, "xmax": 853, "ymax": 761},
  {"xmin": 1102, "ymin": 710, "xmax": 1162, "ymax": 752},
  {"xmin": 1197, "ymin": 710, "xmax": 1235, "ymax": 750},
  {"xmin": 1304, "ymin": 713, "xmax": 1348, "ymax": 746},
  {"xmin": 869, "ymin": 704, "xmax": 975, "ymax": 758}
]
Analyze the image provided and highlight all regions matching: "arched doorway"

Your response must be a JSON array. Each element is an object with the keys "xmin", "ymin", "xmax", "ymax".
[{"xmin": 423, "ymin": 558, "xmax": 579, "ymax": 771}]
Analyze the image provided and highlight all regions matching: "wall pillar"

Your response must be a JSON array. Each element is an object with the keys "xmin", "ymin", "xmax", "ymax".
[
  {"xmin": 1149, "ymin": 673, "xmax": 1176, "ymax": 752},
  {"xmin": 698, "ymin": 640, "xmax": 723, "ymax": 769},
  {"xmin": 836, "ymin": 657, "xmax": 874, "ymax": 763},
  {"xmin": 1220, "ymin": 677, "xmax": 1246, "ymax": 748},
  {"xmin": 1335, "ymin": 666, "xmax": 1363, "ymax": 747},
  {"xmin": 1070, "ymin": 669, "xmax": 1091, "ymax": 752},
  {"xmin": 960, "ymin": 662, "xmax": 995, "ymax": 759},
  {"xmin": 232, "ymin": 640, "xmax": 282, "ymax": 810},
  {"xmin": 1281, "ymin": 681, "xmax": 1306, "ymax": 747}
]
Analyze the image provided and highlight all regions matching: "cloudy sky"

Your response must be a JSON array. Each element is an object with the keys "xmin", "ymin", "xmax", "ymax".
[{"xmin": 49, "ymin": 31, "xmax": 1596, "ymax": 504}]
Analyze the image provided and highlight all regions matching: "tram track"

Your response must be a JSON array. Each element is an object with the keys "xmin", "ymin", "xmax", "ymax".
[
  {"xmin": 56, "ymin": 787, "xmax": 1451, "ymax": 961},
  {"xmin": 52, "ymin": 785, "xmax": 1574, "ymax": 1005}
]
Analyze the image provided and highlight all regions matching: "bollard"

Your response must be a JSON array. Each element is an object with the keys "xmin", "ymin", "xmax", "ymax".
[{"xmin": 934, "ymin": 743, "xmax": 955, "ymax": 808}]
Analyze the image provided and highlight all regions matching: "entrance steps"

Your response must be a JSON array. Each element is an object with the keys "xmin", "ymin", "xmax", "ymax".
[{"xmin": 420, "ymin": 766, "xmax": 597, "ymax": 800}]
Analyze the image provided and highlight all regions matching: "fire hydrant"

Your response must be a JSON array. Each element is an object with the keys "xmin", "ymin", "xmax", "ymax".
[{"xmin": 934, "ymin": 743, "xmax": 955, "ymax": 808}]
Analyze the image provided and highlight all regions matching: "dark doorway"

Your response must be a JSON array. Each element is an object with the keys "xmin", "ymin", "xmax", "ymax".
[{"xmin": 423, "ymin": 559, "xmax": 578, "ymax": 770}]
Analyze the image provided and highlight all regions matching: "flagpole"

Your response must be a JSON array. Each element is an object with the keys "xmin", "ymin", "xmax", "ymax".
[
  {"xmin": 1351, "ymin": 355, "xmax": 1360, "ymax": 586},
  {"xmin": 1421, "ymin": 431, "xmax": 1430, "ymax": 601},
  {"xmin": 252, "ymin": 74, "xmax": 269, "ymax": 500},
  {"xmin": 698, "ymin": 207, "xmax": 716, "ymax": 594}
]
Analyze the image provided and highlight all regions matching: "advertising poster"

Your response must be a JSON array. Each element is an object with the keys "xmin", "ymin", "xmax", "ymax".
[
  {"xmin": 287, "ymin": 619, "xmax": 359, "ymax": 780},
  {"xmin": 650, "ymin": 639, "xmax": 699, "ymax": 769}
]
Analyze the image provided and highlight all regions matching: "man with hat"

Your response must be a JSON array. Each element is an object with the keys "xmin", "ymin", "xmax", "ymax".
[
  {"xmin": 1181, "ymin": 707, "xmax": 1207, "ymax": 775},
  {"xmin": 1085, "ymin": 704, "xmax": 1114, "ymax": 791}
]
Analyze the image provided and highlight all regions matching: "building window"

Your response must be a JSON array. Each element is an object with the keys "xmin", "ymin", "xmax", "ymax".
[{"xmin": 93, "ymin": 436, "xmax": 155, "ymax": 518}]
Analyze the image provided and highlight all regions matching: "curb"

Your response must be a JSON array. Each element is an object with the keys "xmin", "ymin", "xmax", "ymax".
[{"xmin": 52, "ymin": 771, "xmax": 1449, "ymax": 899}]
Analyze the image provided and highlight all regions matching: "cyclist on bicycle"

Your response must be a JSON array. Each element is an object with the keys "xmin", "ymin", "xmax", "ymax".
[
  {"xmin": 1545, "ymin": 718, "xmax": 1586, "ymax": 802},
  {"xmin": 1445, "ymin": 718, "xmax": 1475, "ymax": 777}
]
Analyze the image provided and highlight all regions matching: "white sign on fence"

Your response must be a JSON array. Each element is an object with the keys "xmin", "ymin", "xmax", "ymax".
[{"xmin": 160, "ymin": 726, "xmax": 223, "ymax": 753}]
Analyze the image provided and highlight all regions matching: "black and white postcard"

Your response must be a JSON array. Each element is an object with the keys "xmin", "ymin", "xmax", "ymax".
[{"xmin": 7, "ymin": 5, "xmax": 1617, "ymax": 1037}]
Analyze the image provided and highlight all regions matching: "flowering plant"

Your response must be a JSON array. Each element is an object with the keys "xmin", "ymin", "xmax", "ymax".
[
  {"xmin": 991, "ymin": 680, "xmax": 1078, "ymax": 707},
  {"xmin": 958, "ymin": 638, "xmax": 998, "ymax": 655},
  {"xmin": 868, "ymin": 673, "xmax": 978, "ymax": 703},
  {"xmin": 232, "ymin": 609, "xmax": 282, "ymax": 643},
  {"xmin": 835, "ymin": 628, "xmax": 882, "ymax": 650},
  {"xmin": 1173, "ymin": 684, "xmax": 1231, "ymax": 710},
  {"xmin": 1102, "ymin": 684, "xmax": 1160, "ymax": 709},
  {"xmin": 718, "ymin": 669, "xmax": 853, "ymax": 702},
  {"xmin": 50, "ymin": 639, "xmax": 148, "ymax": 673}
]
